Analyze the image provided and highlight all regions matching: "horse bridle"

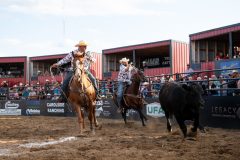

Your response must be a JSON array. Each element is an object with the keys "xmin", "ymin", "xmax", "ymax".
[{"xmin": 130, "ymin": 66, "xmax": 146, "ymax": 82}]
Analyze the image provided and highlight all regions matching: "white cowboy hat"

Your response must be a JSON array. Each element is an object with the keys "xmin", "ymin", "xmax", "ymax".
[
  {"xmin": 142, "ymin": 82, "xmax": 149, "ymax": 86},
  {"xmin": 232, "ymin": 70, "xmax": 238, "ymax": 73},
  {"xmin": 119, "ymin": 57, "xmax": 129, "ymax": 63},
  {"xmin": 75, "ymin": 40, "xmax": 88, "ymax": 47}
]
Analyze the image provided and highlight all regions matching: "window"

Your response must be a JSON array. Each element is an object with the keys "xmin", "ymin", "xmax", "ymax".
[
  {"xmin": 199, "ymin": 41, "xmax": 206, "ymax": 62},
  {"xmin": 208, "ymin": 41, "xmax": 215, "ymax": 61}
]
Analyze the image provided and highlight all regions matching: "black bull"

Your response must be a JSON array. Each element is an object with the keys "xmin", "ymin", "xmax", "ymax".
[{"xmin": 159, "ymin": 82, "xmax": 205, "ymax": 138}]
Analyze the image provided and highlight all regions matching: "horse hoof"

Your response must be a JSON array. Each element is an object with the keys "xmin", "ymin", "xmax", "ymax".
[
  {"xmin": 96, "ymin": 124, "xmax": 102, "ymax": 130},
  {"xmin": 187, "ymin": 131, "xmax": 197, "ymax": 137},
  {"xmin": 91, "ymin": 130, "xmax": 96, "ymax": 135}
]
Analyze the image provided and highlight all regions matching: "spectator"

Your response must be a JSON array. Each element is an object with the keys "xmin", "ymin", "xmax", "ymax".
[
  {"xmin": 219, "ymin": 75, "xmax": 227, "ymax": 96},
  {"xmin": 160, "ymin": 74, "xmax": 165, "ymax": 83},
  {"xmin": 140, "ymin": 82, "xmax": 150, "ymax": 98},
  {"xmin": 0, "ymin": 81, "xmax": 8, "ymax": 99},
  {"xmin": 22, "ymin": 87, "xmax": 30, "ymax": 100},
  {"xmin": 29, "ymin": 88, "xmax": 37, "ymax": 97},
  {"xmin": 44, "ymin": 79, "xmax": 51, "ymax": 94},
  {"xmin": 106, "ymin": 78, "xmax": 113, "ymax": 93},
  {"xmin": 169, "ymin": 76, "xmax": 174, "ymax": 82},
  {"xmin": 209, "ymin": 78, "xmax": 218, "ymax": 95},
  {"xmin": 184, "ymin": 64, "xmax": 194, "ymax": 78},
  {"xmin": 227, "ymin": 70, "xmax": 239, "ymax": 96},
  {"xmin": 202, "ymin": 75, "xmax": 209, "ymax": 95},
  {"xmin": 152, "ymin": 77, "xmax": 161, "ymax": 91}
]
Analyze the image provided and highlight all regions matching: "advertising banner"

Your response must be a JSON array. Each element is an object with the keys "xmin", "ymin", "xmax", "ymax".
[
  {"xmin": 40, "ymin": 100, "xmax": 66, "ymax": 116},
  {"xmin": 200, "ymin": 96, "xmax": 240, "ymax": 129},
  {"xmin": 0, "ymin": 100, "xmax": 22, "ymax": 115},
  {"xmin": 146, "ymin": 102, "xmax": 165, "ymax": 118},
  {"xmin": 25, "ymin": 100, "xmax": 41, "ymax": 116}
]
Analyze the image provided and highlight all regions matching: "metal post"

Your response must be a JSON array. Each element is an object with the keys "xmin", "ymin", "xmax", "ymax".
[
  {"xmin": 133, "ymin": 50, "xmax": 136, "ymax": 66},
  {"xmin": 229, "ymin": 32, "xmax": 233, "ymax": 58}
]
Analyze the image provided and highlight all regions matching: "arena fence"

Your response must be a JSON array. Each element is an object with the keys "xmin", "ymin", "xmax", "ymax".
[{"xmin": 0, "ymin": 67, "xmax": 240, "ymax": 129}]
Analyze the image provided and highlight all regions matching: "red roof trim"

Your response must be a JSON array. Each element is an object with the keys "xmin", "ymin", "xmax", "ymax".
[
  {"xmin": 0, "ymin": 57, "xmax": 27, "ymax": 63},
  {"xmin": 30, "ymin": 54, "xmax": 67, "ymax": 61},
  {"xmin": 190, "ymin": 23, "xmax": 240, "ymax": 40},
  {"xmin": 103, "ymin": 40, "xmax": 171, "ymax": 54}
]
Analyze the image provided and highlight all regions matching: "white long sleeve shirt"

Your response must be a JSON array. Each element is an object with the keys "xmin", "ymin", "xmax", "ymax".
[{"xmin": 57, "ymin": 50, "xmax": 96, "ymax": 71}]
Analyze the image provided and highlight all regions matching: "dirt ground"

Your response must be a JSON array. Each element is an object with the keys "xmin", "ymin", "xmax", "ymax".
[{"xmin": 0, "ymin": 116, "xmax": 239, "ymax": 160}]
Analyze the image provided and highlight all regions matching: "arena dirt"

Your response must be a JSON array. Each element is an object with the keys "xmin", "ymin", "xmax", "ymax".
[{"xmin": 0, "ymin": 116, "xmax": 239, "ymax": 160}]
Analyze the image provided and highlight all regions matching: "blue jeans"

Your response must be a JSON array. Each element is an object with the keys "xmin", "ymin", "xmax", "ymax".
[
  {"xmin": 61, "ymin": 71, "xmax": 73, "ymax": 95},
  {"xmin": 117, "ymin": 81, "xmax": 124, "ymax": 108},
  {"xmin": 86, "ymin": 70, "xmax": 98, "ymax": 92}
]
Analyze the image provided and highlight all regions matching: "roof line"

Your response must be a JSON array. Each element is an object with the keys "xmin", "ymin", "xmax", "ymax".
[
  {"xmin": 29, "ymin": 53, "xmax": 67, "ymax": 58},
  {"xmin": 102, "ymin": 39, "xmax": 173, "ymax": 52},
  {"xmin": 0, "ymin": 56, "xmax": 27, "ymax": 58},
  {"xmin": 189, "ymin": 23, "xmax": 240, "ymax": 36}
]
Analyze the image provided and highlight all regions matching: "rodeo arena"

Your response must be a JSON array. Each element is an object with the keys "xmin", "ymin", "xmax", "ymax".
[{"xmin": 0, "ymin": 23, "xmax": 240, "ymax": 160}]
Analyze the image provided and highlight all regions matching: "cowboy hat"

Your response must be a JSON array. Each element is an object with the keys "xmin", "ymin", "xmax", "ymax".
[
  {"xmin": 75, "ymin": 40, "xmax": 88, "ymax": 47},
  {"xmin": 232, "ymin": 70, "xmax": 238, "ymax": 73},
  {"xmin": 119, "ymin": 57, "xmax": 129, "ymax": 63},
  {"xmin": 142, "ymin": 82, "xmax": 149, "ymax": 86}
]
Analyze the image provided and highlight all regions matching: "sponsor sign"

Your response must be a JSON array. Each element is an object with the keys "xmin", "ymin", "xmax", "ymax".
[
  {"xmin": 96, "ymin": 100, "xmax": 103, "ymax": 106},
  {"xmin": 217, "ymin": 60, "xmax": 240, "ymax": 76},
  {"xmin": 95, "ymin": 106, "xmax": 103, "ymax": 117},
  {"xmin": 200, "ymin": 96, "xmax": 240, "ymax": 129},
  {"xmin": 26, "ymin": 109, "xmax": 41, "ymax": 115},
  {"xmin": 47, "ymin": 103, "xmax": 65, "ymax": 113},
  {"xmin": 146, "ymin": 102, "xmax": 165, "ymax": 118},
  {"xmin": 211, "ymin": 105, "xmax": 240, "ymax": 119},
  {"xmin": 0, "ymin": 101, "xmax": 21, "ymax": 115},
  {"xmin": 96, "ymin": 99, "xmax": 114, "ymax": 117},
  {"xmin": 26, "ymin": 100, "xmax": 41, "ymax": 115}
]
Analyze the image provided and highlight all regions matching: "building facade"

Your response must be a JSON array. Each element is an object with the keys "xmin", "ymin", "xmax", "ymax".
[{"xmin": 102, "ymin": 40, "xmax": 189, "ymax": 80}]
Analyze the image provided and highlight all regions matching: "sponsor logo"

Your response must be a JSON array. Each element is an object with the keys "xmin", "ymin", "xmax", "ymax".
[
  {"xmin": 211, "ymin": 105, "xmax": 240, "ymax": 119},
  {"xmin": 26, "ymin": 100, "xmax": 40, "ymax": 106},
  {"xmin": 47, "ymin": 108, "xmax": 64, "ymax": 113},
  {"xmin": 102, "ymin": 111, "xmax": 111, "ymax": 117},
  {"xmin": 26, "ymin": 109, "xmax": 40, "ymax": 115},
  {"xmin": 103, "ymin": 101, "xmax": 110, "ymax": 105},
  {"xmin": 95, "ymin": 106, "xmax": 103, "ymax": 117},
  {"xmin": 47, "ymin": 103, "xmax": 64, "ymax": 107},
  {"xmin": 146, "ymin": 102, "xmax": 165, "ymax": 118},
  {"xmin": 5, "ymin": 101, "xmax": 19, "ymax": 109},
  {"xmin": 96, "ymin": 100, "xmax": 103, "ymax": 106},
  {"xmin": 0, "ymin": 101, "xmax": 21, "ymax": 115},
  {"xmin": 126, "ymin": 109, "xmax": 137, "ymax": 117}
]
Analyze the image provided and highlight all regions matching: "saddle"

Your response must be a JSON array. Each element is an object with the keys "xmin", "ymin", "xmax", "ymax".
[{"xmin": 68, "ymin": 74, "xmax": 94, "ymax": 95}]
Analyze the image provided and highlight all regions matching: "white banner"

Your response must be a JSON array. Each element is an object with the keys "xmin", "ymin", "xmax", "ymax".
[{"xmin": 146, "ymin": 102, "xmax": 165, "ymax": 118}]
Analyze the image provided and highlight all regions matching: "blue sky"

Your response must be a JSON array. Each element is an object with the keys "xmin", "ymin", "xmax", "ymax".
[{"xmin": 0, "ymin": 0, "xmax": 239, "ymax": 57}]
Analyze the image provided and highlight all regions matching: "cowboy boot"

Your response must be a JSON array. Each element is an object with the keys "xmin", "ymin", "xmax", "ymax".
[{"xmin": 116, "ymin": 97, "xmax": 123, "ymax": 113}]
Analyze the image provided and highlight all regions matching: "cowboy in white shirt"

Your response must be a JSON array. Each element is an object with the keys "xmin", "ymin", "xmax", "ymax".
[{"xmin": 116, "ymin": 57, "xmax": 131, "ymax": 110}]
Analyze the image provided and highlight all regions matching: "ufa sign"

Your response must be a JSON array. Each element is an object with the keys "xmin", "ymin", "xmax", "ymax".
[{"xmin": 146, "ymin": 102, "xmax": 165, "ymax": 118}]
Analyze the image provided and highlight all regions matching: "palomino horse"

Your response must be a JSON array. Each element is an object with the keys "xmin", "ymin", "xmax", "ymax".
[
  {"xmin": 68, "ymin": 55, "xmax": 98, "ymax": 134},
  {"xmin": 113, "ymin": 66, "xmax": 148, "ymax": 126}
]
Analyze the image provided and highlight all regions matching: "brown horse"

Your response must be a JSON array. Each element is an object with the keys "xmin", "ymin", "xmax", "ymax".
[
  {"xmin": 68, "ymin": 55, "xmax": 98, "ymax": 134},
  {"xmin": 113, "ymin": 66, "xmax": 148, "ymax": 126}
]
